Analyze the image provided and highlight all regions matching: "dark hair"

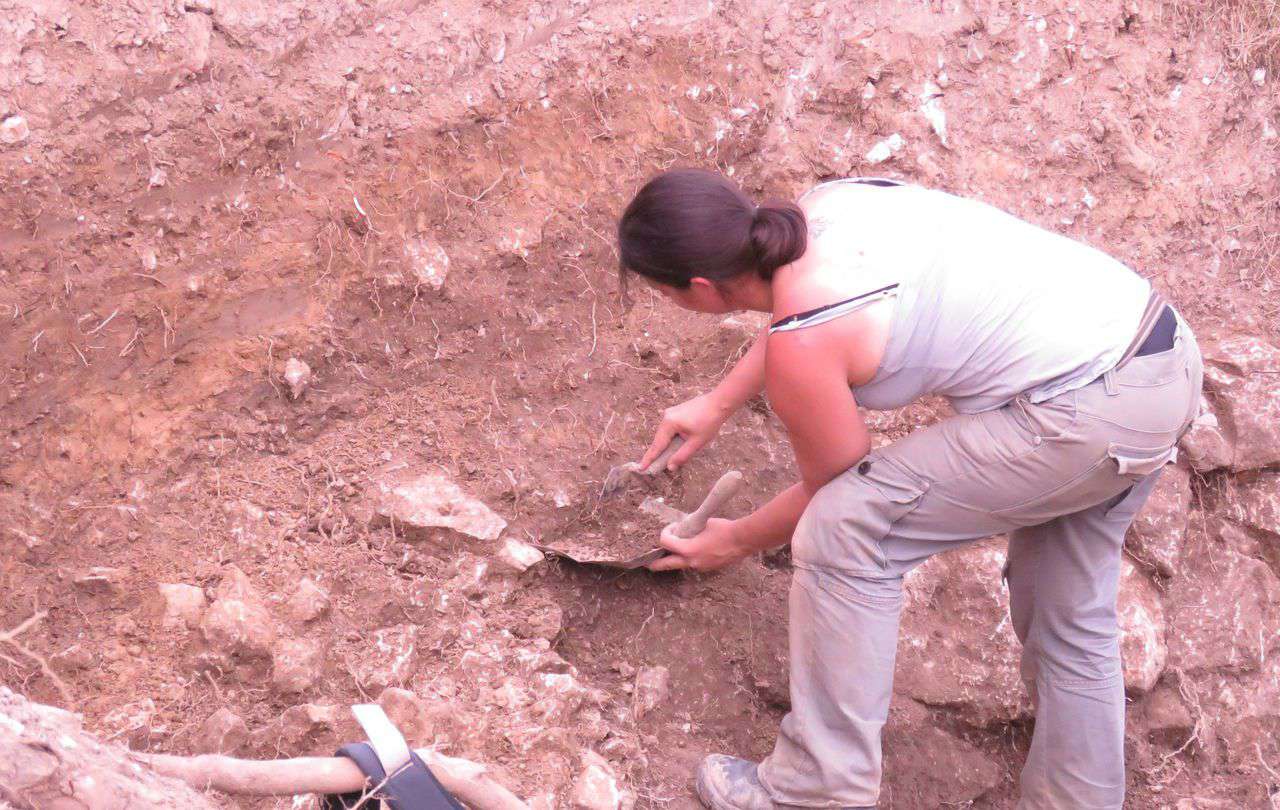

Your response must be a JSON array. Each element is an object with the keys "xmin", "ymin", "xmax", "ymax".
[{"xmin": 617, "ymin": 168, "xmax": 807, "ymax": 289}]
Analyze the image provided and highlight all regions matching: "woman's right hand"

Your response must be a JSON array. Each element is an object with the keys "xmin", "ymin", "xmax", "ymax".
[{"xmin": 640, "ymin": 392, "xmax": 734, "ymax": 471}]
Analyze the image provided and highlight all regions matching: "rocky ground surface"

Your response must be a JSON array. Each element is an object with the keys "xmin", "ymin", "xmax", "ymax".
[{"xmin": 1, "ymin": 0, "xmax": 1278, "ymax": 807}]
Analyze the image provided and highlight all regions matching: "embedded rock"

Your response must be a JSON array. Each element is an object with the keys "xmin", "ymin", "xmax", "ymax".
[
  {"xmin": 286, "ymin": 577, "xmax": 331, "ymax": 623},
  {"xmin": 213, "ymin": 565, "xmax": 260, "ymax": 603},
  {"xmin": 1209, "ymin": 655, "xmax": 1280, "ymax": 771},
  {"xmin": 1136, "ymin": 684, "xmax": 1195, "ymax": 747},
  {"xmin": 271, "ymin": 637, "xmax": 324, "ymax": 694},
  {"xmin": 1180, "ymin": 396, "xmax": 1232, "ymax": 472},
  {"xmin": 632, "ymin": 666, "xmax": 670, "ymax": 720},
  {"xmin": 251, "ymin": 703, "xmax": 345, "ymax": 749},
  {"xmin": 512, "ymin": 596, "xmax": 563, "ymax": 641},
  {"xmin": 200, "ymin": 598, "xmax": 277, "ymax": 659},
  {"xmin": 0, "ymin": 687, "xmax": 219, "ymax": 809},
  {"xmin": 403, "ymin": 236, "xmax": 450, "ymax": 289},
  {"xmin": 1167, "ymin": 544, "xmax": 1280, "ymax": 674},
  {"xmin": 1182, "ymin": 335, "xmax": 1280, "ymax": 472},
  {"xmin": 352, "ymin": 625, "xmax": 419, "ymax": 690},
  {"xmin": 866, "ymin": 133, "xmax": 904, "ymax": 164},
  {"xmin": 897, "ymin": 540, "xmax": 1029, "ymax": 724},
  {"xmin": 376, "ymin": 473, "xmax": 507, "ymax": 541},
  {"xmin": 1125, "ymin": 466, "xmax": 1191, "ymax": 577},
  {"xmin": 883, "ymin": 698, "xmax": 1002, "ymax": 806},
  {"xmin": 1117, "ymin": 560, "xmax": 1166, "ymax": 694},
  {"xmin": 530, "ymin": 671, "xmax": 595, "ymax": 725},
  {"xmin": 0, "ymin": 115, "xmax": 29, "ymax": 145},
  {"xmin": 496, "ymin": 537, "xmax": 545, "ymax": 573},
  {"xmin": 158, "ymin": 583, "xmax": 207, "ymax": 630},
  {"xmin": 377, "ymin": 687, "xmax": 432, "ymax": 742},
  {"xmin": 1227, "ymin": 471, "xmax": 1280, "ymax": 539},
  {"xmin": 195, "ymin": 708, "xmax": 249, "ymax": 754},
  {"xmin": 571, "ymin": 750, "xmax": 629, "ymax": 810}
]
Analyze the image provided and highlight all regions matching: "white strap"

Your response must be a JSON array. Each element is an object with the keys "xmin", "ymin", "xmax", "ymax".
[{"xmin": 351, "ymin": 704, "xmax": 413, "ymax": 774}]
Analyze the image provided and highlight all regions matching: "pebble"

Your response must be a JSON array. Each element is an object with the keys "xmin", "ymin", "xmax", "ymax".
[
  {"xmin": 353, "ymin": 625, "xmax": 419, "ymax": 690},
  {"xmin": 865, "ymin": 133, "xmax": 904, "ymax": 164},
  {"xmin": 403, "ymin": 236, "xmax": 450, "ymax": 289},
  {"xmin": 286, "ymin": 577, "xmax": 330, "ymax": 623},
  {"xmin": 56, "ymin": 645, "xmax": 95, "ymax": 671},
  {"xmin": 496, "ymin": 537, "xmax": 545, "ymax": 573},
  {"xmin": 283, "ymin": 357, "xmax": 312, "ymax": 400},
  {"xmin": 271, "ymin": 638, "xmax": 323, "ymax": 694},
  {"xmin": 377, "ymin": 686, "xmax": 433, "ymax": 741},
  {"xmin": 1253, "ymin": 68, "xmax": 1267, "ymax": 87},
  {"xmin": 213, "ymin": 566, "xmax": 260, "ymax": 603},
  {"xmin": 718, "ymin": 312, "xmax": 768, "ymax": 337},
  {"xmin": 201, "ymin": 598, "xmax": 277, "ymax": 659},
  {"xmin": 0, "ymin": 115, "xmax": 29, "ymax": 145},
  {"xmin": 632, "ymin": 665, "xmax": 670, "ymax": 719},
  {"xmin": 196, "ymin": 708, "xmax": 249, "ymax": 754},
  {"xmin": 572, "ymin": 751, "xmax": 626, "ymax": 810},
  {"xmin": 73, "ymin": 567, "xmax": 125, "ymax": 595},
  {"xmin": 919, "ymin": 82, "xmax": 947, "ymax": 146},
  {"xmin": 612, "ymin": 661, "xmax": 636, "ymax": 678}
]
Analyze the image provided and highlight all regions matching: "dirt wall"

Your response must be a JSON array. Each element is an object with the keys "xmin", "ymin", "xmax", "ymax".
[{"xmin": 2, "ymin": 0, "xmax": 1278, "ymax": 807}]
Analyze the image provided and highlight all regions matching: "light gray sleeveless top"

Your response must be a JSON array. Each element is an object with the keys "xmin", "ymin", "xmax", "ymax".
[{"xmin": 770, "ymin": 179, "xmax": 1150, "ymax": 414}]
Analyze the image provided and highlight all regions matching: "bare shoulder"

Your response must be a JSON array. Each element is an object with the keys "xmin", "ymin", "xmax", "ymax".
[
  {"xmin": 771, "ymin": 194, "xmax": 848, "ymax": 322},
  {"xmin": 769, "ymin": 263, "xmax": 843, "ymax": 331}
]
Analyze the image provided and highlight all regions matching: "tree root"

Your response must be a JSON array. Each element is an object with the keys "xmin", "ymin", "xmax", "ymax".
[{"xmin": 0, "ymin": 609, "xmax": 74, "ymax": 708}]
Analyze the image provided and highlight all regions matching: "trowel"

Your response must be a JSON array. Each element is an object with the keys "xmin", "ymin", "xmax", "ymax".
[
  {"xmin": 600, "ymin": 435, "xmax": 686, "ymax": 497},
  {"xmin": 540, "ymin": 470, "xmax": 744, "ymax": 569}
]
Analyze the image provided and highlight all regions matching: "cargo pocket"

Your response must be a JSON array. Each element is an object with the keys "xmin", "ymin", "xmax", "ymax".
[
  {"xmin": 794, "ymin": 455, "xmax": 928, "ymax": 573},
  {"xmin": 856, "ymin": 456, "xmax": 930, "ymax": 511},
  {"xmin": 1108, "ymin": 442, "xmax": 1177, "ymax": 484}
]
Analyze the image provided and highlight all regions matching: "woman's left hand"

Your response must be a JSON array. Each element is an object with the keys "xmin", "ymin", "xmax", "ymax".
[{"xmin": 647, "ymin": 517, "xmax": 749, "ymax": 572}]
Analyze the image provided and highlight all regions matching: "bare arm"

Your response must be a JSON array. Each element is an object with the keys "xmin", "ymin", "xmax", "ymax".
[
  {"xmin": 730, "ymin": 327, "xmax": 873, "ymax": 546},
  {"xmin": 640, "ymin": 324, "xmax": 769, "ymax": 470},
  {"xmin": 651, "ymin": 325, "xmax": 872, "ymax": 570}
]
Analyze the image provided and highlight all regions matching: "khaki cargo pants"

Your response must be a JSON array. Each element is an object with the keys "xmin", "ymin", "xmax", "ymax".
[{"xmin": 757, "ymin": 320, "xmax": 1203, "ymax": 809}]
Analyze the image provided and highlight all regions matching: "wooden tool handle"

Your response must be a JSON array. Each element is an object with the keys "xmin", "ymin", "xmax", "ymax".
[
  {"xmin": 641, "ymin": 435, "xmax": 685, "ymax": 475},
  {"xmin": 668, "ymin": 471, "xmax": 744, "ymax": 538},
  {"xmin": 144, "ymin": 750, "xmax": 528, "ymax": 810}
]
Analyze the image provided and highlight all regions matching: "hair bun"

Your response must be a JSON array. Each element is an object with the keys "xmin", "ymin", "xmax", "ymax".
[{"xmin": 749, "ymin": 202, "xmax": 808, "ymax": 280}]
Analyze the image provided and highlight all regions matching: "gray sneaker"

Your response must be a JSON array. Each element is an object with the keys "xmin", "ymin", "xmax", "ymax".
[
  {"xmin": 695, "ymin": 755, "xmax": 875, "ymax": 810},
  {"xmin": 695, "ymin": 755, "xmax": 778, "ymax": 810}
]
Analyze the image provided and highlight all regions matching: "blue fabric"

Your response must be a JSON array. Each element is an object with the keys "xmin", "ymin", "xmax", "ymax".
[
  {"xmin": 1134, "ymin": 306, "xmax": 1176, "ymax": 357},
  {"xmin": 321, "ymin": 742, "xmax": 464, "ymax": 810}
]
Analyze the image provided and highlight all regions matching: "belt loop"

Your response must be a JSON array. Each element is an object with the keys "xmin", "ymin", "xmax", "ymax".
[{"xmin": 1103, "ymin": 368, "xmax": 1118, "ymax": 396}]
